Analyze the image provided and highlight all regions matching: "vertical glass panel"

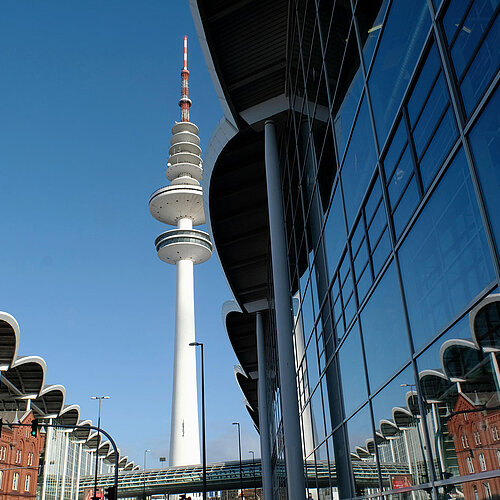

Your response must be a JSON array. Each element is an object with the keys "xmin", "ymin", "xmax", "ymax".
[
  {"xmin": 407, "ymin": 43, "xmax": 441, "ymax": 128},
  {"xmin": 346, "ymin": 405, "xmax": 378, "ymax": 497},
  {"xmin": 300, "ymin": 283, "xmax": 316, "ymax": 345},
  {"xmin": 341, "ymin": 96, "xmax": 377, "ymax": 230},
  {"xmin": 339, "ymin": 322, "xmax": 368, "ymax": 418},
  {"xmin": 367, "ymin": 198, "xmax": 387, "ymax": 245},
  {"xmin": 356, "ymin": 0, "xmax": 390, "ymax": 71},
  {"xmin": 387, "ymin": 146, "xmax": 413, "ymax": 207},
  {"xmin": 360, "ymin": 263, "xmax": 410, "ymax": 392},
  {"xmin": 306, "ymin": 331, "xmax": 320, "ymax": 393},
  {"xmin": 399, "ymin": 149, "xmax": 495, "ymax": 353},
  {"xmin": 371, "ymin": 228, "xmax": 391, "ymax": 277},
  {"xmin": 356, "ymin": 264, "xmax": 373, "ymax": 304},
  {"xmin": 365, "ymin": 176, "xmax": 383, "ymax": 222},
  {"xmin": 311, "ymin": 384, "xmax": 327, "ymax": 444},
  {"xmin": 468, "ymin": 87, "xmax": 500, "ymax": 257},
  {"xmin": 442, "ymin": 0, "xmax": 473, "ymax": 44},
  {"xmin": 393, "ymin": 177, "xmax": 420, "ymax": 239},
  {"xmin": 324, "ymin": 186, "xmax": 347, "ymax": 278},
  {"xmin": 369, "ymin": 1, "xmax": 431, "ymax": 146},
  {"xmin": 412, "ymin": 73, "xmax": 451, "ymax": 158},
  {"xmin": 372, "ymin": 367, "xmax": 431, "ymax": 486},
  {"xmin": 460, "ymin": 13, "xmax": 500, "ymax": 116},
  {"xmin": 383, "ymin": 119, "xmax": 408, "ymax": 180},
  {"xmin": 419, "ymin": 106, "xmax": 458, "ymax": 190},
  {"xmin": 354, "ymin": 239, "xmax": 369, "ymax": 280},
  {"xmin": 450, "ymin": 0, "xmax": 498, "ymax": 78}
]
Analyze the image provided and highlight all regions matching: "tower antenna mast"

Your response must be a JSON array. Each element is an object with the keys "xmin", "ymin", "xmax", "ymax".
[{"xmin": 179, "ymin": 35, "xmax": 192, "ymax": 122}]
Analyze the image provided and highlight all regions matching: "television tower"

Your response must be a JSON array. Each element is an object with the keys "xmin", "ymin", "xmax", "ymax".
[{"xmin": 149, "ymin": 36, "xmax": 212, "ymax": 466}]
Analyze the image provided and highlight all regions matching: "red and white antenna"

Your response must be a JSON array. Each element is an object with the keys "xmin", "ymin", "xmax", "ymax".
[{"xmin": 179, "ymin": 35, "xmax": 191, "ymax": 122}]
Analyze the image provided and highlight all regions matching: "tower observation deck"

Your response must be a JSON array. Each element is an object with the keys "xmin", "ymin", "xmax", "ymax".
[{"xmin": 149, "ymin": 36, "xmax": 212, "ymax": 467}]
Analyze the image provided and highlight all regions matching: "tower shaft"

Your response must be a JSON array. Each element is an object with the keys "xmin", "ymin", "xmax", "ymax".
[{"xmin": 169, "ymin": 255, "xmax": 201, "ymax": 465}]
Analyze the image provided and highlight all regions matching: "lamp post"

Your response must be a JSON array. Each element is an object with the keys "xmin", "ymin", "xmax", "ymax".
[
  {"xmin": 189, "ymin": 342, "xmax": 206, "ymax": 500},
  {"xmin": 91, "ymin": 396, "xmax": 110, "ymax": 500},
  {"xmin": 232, "ymin": 422, "xmax": 243, "ymax": 499},
  {"xmin": 248, "ymin": 451, "xmax": 256, "ymax": 499},
  {"xmin": 143, "ymin": 450, "xmax": 150, "ymax": 500}
]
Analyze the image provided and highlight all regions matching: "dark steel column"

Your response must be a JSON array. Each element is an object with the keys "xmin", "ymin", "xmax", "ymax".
[
  {"xmin": 264, "ymin": 120, "xmax": 306, "ymax": 500},
  {"xmin": 256, "ymin": 311, "xmax": 273, "ymax": 500}
]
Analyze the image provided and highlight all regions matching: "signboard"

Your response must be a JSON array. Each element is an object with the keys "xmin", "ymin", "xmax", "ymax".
[
  {"xmin": 391, "ymin": 474, "xmax": 413, "ymax": 489},
  {"xmin": 84, "ymin": 488, "xmax": 103, "ymax": 500}
]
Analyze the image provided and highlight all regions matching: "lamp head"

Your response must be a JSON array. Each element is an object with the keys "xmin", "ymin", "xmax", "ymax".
[{"xmin": 189, "ymin": 342, "xmax": 201, "ymax": 347}]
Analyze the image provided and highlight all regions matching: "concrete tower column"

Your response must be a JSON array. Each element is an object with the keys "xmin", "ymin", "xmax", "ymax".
[
  {"xmin": 264, "ymin": 120, "xmax": 306, "ymax": 500},
  {"xmin": 169, "ymin": 256, "xmax": 200, "ymax": 466},
  {"xmin": 255, "ymin": 312, "xmax": 273, "ymax": 500}
]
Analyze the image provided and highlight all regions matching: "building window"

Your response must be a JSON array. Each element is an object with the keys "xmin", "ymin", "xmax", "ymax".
[
  {"xmin": 496, "ymin": 449, "xmax": 500, "ymax": 467},
  {"xmin": 24, "ymin": 474, "xmax": 30, "ymax": 492},
  {"xmin": 0, "ymin": 469, "xmax": 3, "ymax": 488},
  {"xmin": 484, "ymin": 482, "xmax": 492, "ymax": 500},
  {"xmin": 479, "ymin": 453, "xmax": 487, "ymax": 471},
  {"xmin": 12, "ymin": 472, "xmax": 19, "ymax": 490},
  {"xmin": 466, "ymin": 456, "xmax": 474, "ymax": 473},
  {"xmin": 474, "ymin": 431, "xmax": 482, "ymax": 445},
  {"xmin": 462, "ymin": 434, "xmax": 470, "ymax": 449},
  {"xmin": 491, "ymin": 425, "xmax": 499, "ymax": 441}
]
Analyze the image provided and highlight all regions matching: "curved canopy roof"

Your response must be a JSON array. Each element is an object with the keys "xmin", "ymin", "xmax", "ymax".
[
  {"xmin": 470, "ymin": 293, "xmax": 500, "ymax": 351},
  {"xmin": 0, "ymin": 310, "xmax": 136, "ymax": 471},
  {"xmin": 0, "ymin": 313, "xmax": 20, "ymax": 371}
]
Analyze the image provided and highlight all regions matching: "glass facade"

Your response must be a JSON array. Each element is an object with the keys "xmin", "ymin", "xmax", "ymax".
[{"xmin": 281, "ymin": 0, "xmax": 500, "ymax": 498}]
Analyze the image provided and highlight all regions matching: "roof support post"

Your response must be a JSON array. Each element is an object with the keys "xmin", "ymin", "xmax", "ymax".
[
  {"xmin": 40, "ymin": 421, "xmax": 53, "ymax": 500},
  {"xmin": 264, "ymin": 120, "xmax": 306, "ymax": 500},
  {"xmin": 59, "ymin": 431, "xmax": 70, "ymax": 500},
  {"xmin": 255, "ymin": 311, "xmax": 273, "ymax": 500}
]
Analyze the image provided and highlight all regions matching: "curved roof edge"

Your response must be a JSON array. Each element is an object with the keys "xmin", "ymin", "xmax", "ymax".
[
  {"xmin": 0, "ymin": 311, "xmax": 20, "ymax": 370},
  {"xmin": 188, "ymin": 1, "xmax": 238, "ymax": 128}
]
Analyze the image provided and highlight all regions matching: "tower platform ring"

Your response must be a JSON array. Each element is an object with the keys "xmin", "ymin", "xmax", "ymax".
[
  {"xmin": 170, "ymin": 130, "xmax": 200, "ymax": 147},
  {"xmin": 172, "ymin": 121, "xmax": 199, "ymax": 136},
  {"xmin": 169, "ymin": 141, "xmax": 202, "ymax": 157},
  {"xmin": 155, "ymin": 228, "xmax": 212, "ymax": 264},
  {"xmin": 149, "ymin": 185, "xmax": 205, "ymax": 226},
  {"xmin": 167, "ymin": 151, "xmax": 202, "ymax": 168},
  {"xmin": 166, "ymin": 162, "xmax": 203, "ymax": 182}
]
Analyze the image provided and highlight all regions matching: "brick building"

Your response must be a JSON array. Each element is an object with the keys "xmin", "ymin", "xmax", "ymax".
[
  {"xmin": 0, "ymin": 411, "xmax": 44, "ymax": 500},
  {"xmin": 448, "ymin": 394, "xmax": 500, "ymax": 500}
]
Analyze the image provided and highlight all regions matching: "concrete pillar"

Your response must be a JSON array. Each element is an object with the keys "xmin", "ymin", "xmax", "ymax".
[
  {"xmin": 169, "ymin": 256, "xmax": 200, "ymax": 466},
  {"xmin": 59, "ymin": 432, "xmax": 70, "ymax": 500},
  {"xmin": 41, "ymin": 423, "xmax": 53, "ymax": 500},
  {"xmin": 256, "ymin": 312, "xmax": 273, "ymax": 500},
  {"xmin": 74, "ymin": 443, "xmax": 83, "ymax": 500},
  {"xmin": 264, "ymin": 120, "xmax": 306, "ymax": 500}
]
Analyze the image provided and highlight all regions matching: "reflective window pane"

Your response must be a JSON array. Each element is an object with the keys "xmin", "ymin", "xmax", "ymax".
[
  {"xmin": 339, "ymin": 322, "xmax": 368, "ymax": 418},
  {"xmin": 468, "ymin": 87, "xmax": 500, "ymax": 257},
  {"xmin": 450, "ymin": 0, "xmax": 498, "ymax": 78},
  {"xmin": 383, "ymin": 119, "xmax": 408, "ymax": 180},
  {"xmin": 387, "ymin": 146, "xmax": 413, "ymax": 207},
  {"xmin": 418, "ymin": 106, "xmax": 458, "ymax": 190},
  {"xmin": 369, "ymin": 1, "xmax": 431, "ymax": 145},
  {"xmin": 324, "ymin": 186, "xmax": 347, "ymax": 278},
  {"xmin": 346, "ymin": 405, "xmax": 378, "ymax": 497},
  {"xmin": 360, "ymin": 263, "xmax": 410, "ymax": 391},
  {"xmin": 372, "ymin": 367, "xmax": 431, "ymax": 486},
  {"xmin": 460, "ymin": 12, "xmax": 500, "ymax": 116},
  {"xmin": 407, "ymin": 43, "xmax": 441, "ymax": 128},
  {"xmin": 393, "ymin": 176, "xmax": 420, "ymax": 238},
  {"xmin": 399, "ymin": 149, "xmax": 495, "ymax": 352},
  {"xmin": 341, "ymin": 96, "xmax": 377, "ymax": 229}
]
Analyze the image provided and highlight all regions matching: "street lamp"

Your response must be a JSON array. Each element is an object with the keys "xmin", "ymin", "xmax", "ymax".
[
  {"xmin": 248, "ymin": 451, "xmax": 256, "ymax": 499},
  {"xmin": 232, "ymin": 422, "xmax": 243, "ymax": 499},
  {"xmin": 91, "ymin": 396, "xmax": 110, "ymax": 500},
  {"xmin": 189, "ymin": 341, "xmax": 206, "ymax": 500},
  {"xmin": 143, "ymin": 450, "xmax": 150, "ymax": 500}
]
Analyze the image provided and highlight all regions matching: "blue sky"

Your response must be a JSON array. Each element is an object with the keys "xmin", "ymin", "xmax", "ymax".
[{"xmin": 0, "ymin": 1, "xmax": 259, "ymax": 465}]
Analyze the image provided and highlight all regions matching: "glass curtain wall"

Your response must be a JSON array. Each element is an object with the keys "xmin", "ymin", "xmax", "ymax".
[{"xmin": 282, "ymin": 0, "xmax": 499, "ymax": 499}]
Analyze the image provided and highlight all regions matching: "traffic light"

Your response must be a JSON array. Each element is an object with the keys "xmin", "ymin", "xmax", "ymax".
[
  {"xmin": 30, "ymin": 419, "xmax": 38, "ymax": 437},
  {"xmin": 104, "ymin": 486, "xmax": 116, "ymax": 500},
  {"xmin": 0, "ymin": 418, "xmax": 3, "ymax": 438}
]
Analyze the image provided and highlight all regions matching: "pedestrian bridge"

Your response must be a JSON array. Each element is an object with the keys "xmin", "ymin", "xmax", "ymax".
[{"xmin": 79, "ymin": 459, "xmax": 410, "ymax": 496}]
